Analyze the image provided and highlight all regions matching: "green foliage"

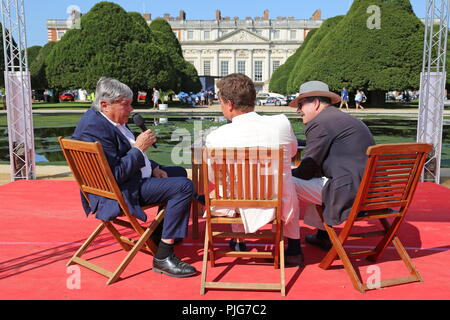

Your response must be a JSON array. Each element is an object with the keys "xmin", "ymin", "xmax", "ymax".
[
  {"xmin": 286, "ymin": 16, "xmax": 344, "ymax": 93},
  {"xmin": 30, "ymin": 42, "xmax": 56, "ymax": 90},
  {"xmin": 286, "ymin": 0, "xmax": 424, "ymax": 93},
  {"xmin": 26, "ymin": 46, "xmax": 42, "ymax": 66},
  {"xmin": 149, "ymin": 18, "xmax": 201, "ymax": 92},
  {"xmin": 45, "ymin": 1, "xmax": 176, "ymax": 95},
  {"xmin": 269, "ymin": 28, "xmax": 319, "ymax": 94}
]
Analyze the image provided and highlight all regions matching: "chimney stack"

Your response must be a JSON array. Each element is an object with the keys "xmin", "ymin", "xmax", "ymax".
[
  {"xmin": 179, "ymin": 10, "xmax": 186, "ymax": 20},
  {"xmin": 263, "ymin": 9, "xmax": 269, "ymax": 20},
  {"xmin": 142, "ymin": 13, "xmax": 151, "ymax": 21},
  {"xmin": 216, "ymin": 10, "xmax": 222, "ymax": 21},
  {"xmin": 311, "ymin": 9, "xmax": 322, "ymax": 20}
]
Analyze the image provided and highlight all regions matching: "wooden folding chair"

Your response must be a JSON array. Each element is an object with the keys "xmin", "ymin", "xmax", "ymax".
[
  {"xmin": 200, "ymin": 147, "xmax": 286, "ymax": 296},
  {"xmin": 316, "ymin": 142, "xmax": 432, "ymax": 293},
  {"xmin": 58, "ymin": 137, "xmax": 165, "ymax": 285}
]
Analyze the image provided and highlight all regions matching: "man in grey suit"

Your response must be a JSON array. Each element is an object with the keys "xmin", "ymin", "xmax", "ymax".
[{"xmin": 290, "ymin": 81, "xmax": 375, "ymax": 251}]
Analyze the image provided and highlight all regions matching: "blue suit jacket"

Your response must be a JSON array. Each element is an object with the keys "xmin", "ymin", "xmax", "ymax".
[{"xmin": 72, "ymin": 108, "xmax": 154, "ymax": 222}]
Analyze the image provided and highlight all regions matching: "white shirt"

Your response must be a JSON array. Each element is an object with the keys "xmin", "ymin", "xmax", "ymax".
[
  {"xmin": 205, "ymin": 112, "xmax": 299, "ymax": 236},
  {"xmin": 100, "ymin": 111, "xmax": 152, "ymax": 178}
]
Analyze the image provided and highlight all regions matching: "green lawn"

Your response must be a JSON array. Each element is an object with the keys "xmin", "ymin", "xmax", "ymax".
[{"xmin": 32, "ymin": 102, "xmax": 91, "ymax": 109}]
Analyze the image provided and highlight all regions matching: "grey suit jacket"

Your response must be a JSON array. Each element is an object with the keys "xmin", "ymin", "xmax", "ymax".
[{"xmin": 292, "ymin": 106, "xmax": 375, "ymax": 225}]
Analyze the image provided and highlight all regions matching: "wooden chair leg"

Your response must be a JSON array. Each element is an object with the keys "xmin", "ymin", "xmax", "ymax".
[
  {"xmin": 200, "ymin": 224, "xmax": 210, "ymax": 295},
  {"xmin": 367, "ymin": 218, "xmax": 400, "ymax": 262},
  {"xmin": 391, "ymin": 236, "xmax": 423, "ymax": 281},
  {"xmin": 107, "ymin": 227, "xmax": 154, "ymax": 285},
  {"xmin": 324, "ymin": 224, "xmax": 366, "ymax": 293},
  {"xmin": 279, "ymin": 236, "xmax": 286, "ymax": 296},
  {"xmin": 67, "ymin": 222, "xmax": 106, "ymax": 267},
  {"xmin": 104, "ymin": 221, "xmax": 132, "ymax": 252}
]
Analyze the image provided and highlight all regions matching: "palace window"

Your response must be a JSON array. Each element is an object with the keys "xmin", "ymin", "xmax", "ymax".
[
  {"xmin": 273, "ymin": 29, "xmax": 280, "ymax": 40},
  {"xmin": 204, "ymin": 30, "xmax": 210, "ymax": 40},
  {"xmin": 290, "ymin": 30, "xmax": 297, "ymax": 40},
  {"xmin": 220, "ymin": 61, "xmax": 229, "ymax": 77},
  {"xmin": 237, "ymin": 61, "xmax": 246, "ymax": 75},
  {"xmin": 254, "ymin": 61, "xmax": 263, "ymax": 82},
  {"xmin": 203, "ymin": 60, "xmax": 211, "ymax": 76},
  {"xmin": 273, "ymin": 60, "xmax": 280, "ymax": 73},
  {"xmin": 187, "ymin": 30, "xmax": 194, "ymax": 40}
]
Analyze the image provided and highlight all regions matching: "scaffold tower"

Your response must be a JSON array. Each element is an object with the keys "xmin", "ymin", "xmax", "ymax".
[
  {"xmin": 417, "ymin": 0, "xmax": 450, "ymax": 183},
  {"xmin": 1, "ymin": 0, "xmax": 35, "ymax": 181}
]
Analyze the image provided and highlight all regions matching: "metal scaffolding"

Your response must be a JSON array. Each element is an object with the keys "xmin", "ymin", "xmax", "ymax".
[
  {"xmin": 1, "ymin": 0, "xmax": 35, "ymax": 181},
  {"xmin": 417, "ymin": 0, "xmax": 450, "ymax": 183}
]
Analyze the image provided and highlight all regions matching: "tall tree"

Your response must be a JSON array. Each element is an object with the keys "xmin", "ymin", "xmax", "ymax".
[
  {"xmin": 149, "ymin": 18, "xmax": 201, "ymax": 93},
  {"xmin": 45, "ymin": 1, "xmax": 175, "ymax": 102},
  {"xmin": 30, "ymin": 42, "xmax": 56, "ymax": 91},
  {"xmin": 286, "ymin": 0, "xmax": 425, "ymax": 105}
]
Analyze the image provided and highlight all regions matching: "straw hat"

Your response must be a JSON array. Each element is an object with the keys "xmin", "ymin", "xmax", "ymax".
[{"xmin": 289, "ymin": 81, "xmax": 341, "ymax": 108}]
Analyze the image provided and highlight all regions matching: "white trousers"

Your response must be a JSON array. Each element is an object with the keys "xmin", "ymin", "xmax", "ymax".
[{"xmin": 292, "ymin": 177, "xmax": 328, "ymax": 230}]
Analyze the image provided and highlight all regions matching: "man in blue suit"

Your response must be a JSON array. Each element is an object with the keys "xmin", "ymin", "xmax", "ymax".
[{"xmin": 72, "ymin": 77, "xmax": 196, "ymax": 278}]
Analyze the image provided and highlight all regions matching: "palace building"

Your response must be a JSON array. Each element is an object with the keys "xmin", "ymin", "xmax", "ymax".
[{"xmin": 47, "ymin": 9, "xmax": 323, "ymax": 92}]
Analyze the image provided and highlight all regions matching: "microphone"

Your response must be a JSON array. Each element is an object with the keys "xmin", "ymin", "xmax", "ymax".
[{"xmin": 132, "ymin": 113, "xmax": 157, "ymax": 148}]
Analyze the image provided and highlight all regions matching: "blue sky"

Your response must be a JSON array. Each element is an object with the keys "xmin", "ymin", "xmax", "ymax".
[{"xmin": 24, "ymin": 0, "xmax": 426, "ymax": 47}]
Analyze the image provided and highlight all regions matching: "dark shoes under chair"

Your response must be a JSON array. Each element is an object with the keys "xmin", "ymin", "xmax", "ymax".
[
  {"xmin": 153, "ymin": 253, "xmax": 197, "ymax": 278},
  {"xmin": 305, "ymin": 234, "xmax": 332, "ymax": 251}
]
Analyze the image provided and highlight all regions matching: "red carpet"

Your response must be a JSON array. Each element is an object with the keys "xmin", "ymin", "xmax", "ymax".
[{"xmin": 0, "ymin": 180, "xmax": 449, "ymax": 300}]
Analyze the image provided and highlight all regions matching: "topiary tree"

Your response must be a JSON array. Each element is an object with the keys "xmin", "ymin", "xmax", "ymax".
[
  {"xmin": 45, "ymin": 1, "xmax": 174, "ymax": 104},
  {"xmin": 269, "ymin": 28, "xmax": 321, "ymax": 95},
  {"xmin": 30, "ymin": 42, "xmax": 56, "ymax": 91},
  {"xmin": 286, "ymin": 16, "xmax": 344, "ymax": 93},
  {"xmin": 149, "ymin": 18, "xmax": 201, "ymax": 94},
  {"xmin": 287, "ymin": 0, "xmax": 425, "ymax": 106}
]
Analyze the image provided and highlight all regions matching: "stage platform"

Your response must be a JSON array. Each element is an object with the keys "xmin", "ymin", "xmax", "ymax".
[{"xmin": 0, "ymin": 180, "xmax": 449, "ymax": 300}]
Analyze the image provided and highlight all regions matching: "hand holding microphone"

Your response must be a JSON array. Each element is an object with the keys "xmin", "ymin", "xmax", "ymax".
[{"xmin": 132, "ymin": 113, "xmax": 158, "ymax": 150}]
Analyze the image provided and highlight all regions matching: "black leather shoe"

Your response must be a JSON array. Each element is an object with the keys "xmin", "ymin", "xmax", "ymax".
[
  {"xmin": 305, "ymin": 234, "xmax": 332, "ymax": 251},
  {"xmin": 153, "ymin": 253, "xmax": 197, "ymax": 278},
  {"xmin": 229, "ymin": 239, "xmax": 247, "ymax": 251},
  {"xmin": 285, "ymin": 254, "xmax": 305, "ymax": 267}
]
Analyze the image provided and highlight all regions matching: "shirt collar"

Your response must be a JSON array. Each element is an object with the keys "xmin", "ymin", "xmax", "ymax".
[
  {"xmin": 231, "ymin": 111, "xmax": 258, "ymax": 123},
  {"xmin": 99, "ymin": 110, "xmax": 120, "ymax": 127}
]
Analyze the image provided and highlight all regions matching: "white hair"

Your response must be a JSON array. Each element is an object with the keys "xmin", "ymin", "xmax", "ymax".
[{"xmin": 93, "ymin": 77, "xmax": 133, "ymax": 111}]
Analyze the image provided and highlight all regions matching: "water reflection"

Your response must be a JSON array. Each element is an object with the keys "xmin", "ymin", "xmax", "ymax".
[{"xmin": 0, "ymin": 115, "xmax": 449, "ymax": 167}]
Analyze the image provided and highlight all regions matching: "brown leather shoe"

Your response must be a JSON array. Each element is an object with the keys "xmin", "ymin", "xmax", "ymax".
[{"xmin": 305, "ymin": 234, "xmax": 332, "ymax": 251}]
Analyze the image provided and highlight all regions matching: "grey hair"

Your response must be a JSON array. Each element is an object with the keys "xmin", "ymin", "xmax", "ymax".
[{"xmin": 93, "ymin": 77, "xmax": 133, "ymax": 111}]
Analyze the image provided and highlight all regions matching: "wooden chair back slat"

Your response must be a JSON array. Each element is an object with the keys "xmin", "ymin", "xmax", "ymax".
[
  {"xmin": 203, "ymin": 147, "xmax": 282, "ymax": 205},
  {"xmin": 200, "ymin": 146, "xmax": 285, "ymax": 295},
  {"xmin": 351, "ymin": 144, "xmax": 431, "ymax": 214}
]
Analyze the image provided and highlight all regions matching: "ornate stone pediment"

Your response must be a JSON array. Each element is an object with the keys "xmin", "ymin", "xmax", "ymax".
[{"xmin": 218, "ymin": 28, "xmax": 268, "ymax": 43}]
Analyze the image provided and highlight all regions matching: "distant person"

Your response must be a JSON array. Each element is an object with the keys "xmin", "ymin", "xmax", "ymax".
[
  {"xmin": 200, "ymin": 90, "xmax": 205, "ymax": 106},
  {"xmin": 152, "ymin": 88, "xmax": 160, "ymax": 110},
  {"xmin": 355, "ymin": 90, "xmax": 365, "ymax": 110},
  {"xmin": 339, "ymin": 87, "xmax": 349, "ymax": 110},
  {"xmin": 208, "ymin": 90, "xmax": 214, "ymax": 106}
]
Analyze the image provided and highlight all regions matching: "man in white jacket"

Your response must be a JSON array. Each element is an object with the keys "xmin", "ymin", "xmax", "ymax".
[{"xmin": 205, "ymin": 73, "xmax": 303, "ymax": 266}]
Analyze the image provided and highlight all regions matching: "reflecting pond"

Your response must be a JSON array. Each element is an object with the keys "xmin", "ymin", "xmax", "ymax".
[{"xmin": 1, "ymin": 113, "xmax": 450, "ymax": 167}]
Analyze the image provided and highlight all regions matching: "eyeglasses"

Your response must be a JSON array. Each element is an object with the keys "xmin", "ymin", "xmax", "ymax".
[{"xmin": 297, "ymin": 99, "xmax": 307, "ymax": 110}]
